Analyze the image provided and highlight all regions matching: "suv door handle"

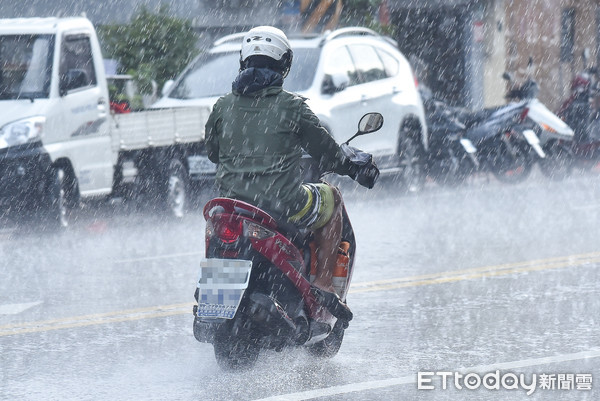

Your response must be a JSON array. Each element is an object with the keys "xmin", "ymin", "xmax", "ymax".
[{"xmin": 361, "ymin": 94, "xmax": 369, "ymax": 104}]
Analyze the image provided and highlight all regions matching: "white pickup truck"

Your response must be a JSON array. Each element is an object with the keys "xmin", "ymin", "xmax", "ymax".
[{"xmin": 0, "ymin": 17, "xmax": 212, "ymax": 226}]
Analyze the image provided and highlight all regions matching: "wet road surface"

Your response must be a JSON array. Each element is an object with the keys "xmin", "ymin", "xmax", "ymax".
[{"xmin": 1, "ymin": 169, "xmax": 599, "ymax": 400}]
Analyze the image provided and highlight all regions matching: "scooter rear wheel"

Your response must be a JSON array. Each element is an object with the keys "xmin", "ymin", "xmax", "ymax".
[
  {"xmin": 538, "ymin": 142, "xmax": 574, "ymax": 180},
  {"xmin": 213, "ymin": 323, "xmax": 260, "ymax": 371}
]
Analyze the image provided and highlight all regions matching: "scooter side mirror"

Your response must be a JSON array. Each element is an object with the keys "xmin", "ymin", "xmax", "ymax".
[
  {"xmin": 502, "ymin": 72, "xmax": 513, "ymax": 82},
  {"xmin": 357, "ymin": 112, "xmax": 384, "ymax": 134},
  {"xmin": 345, "ymin": 112, "xmax": 384, "ymax": 144}
]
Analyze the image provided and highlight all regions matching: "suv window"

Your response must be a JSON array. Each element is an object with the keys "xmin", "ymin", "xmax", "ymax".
[
  {"xmin": 59, "ymin": 35, "xmax": 97, "ymax": 92},
  {"xmin": 287, "ymin": 48, "xmax": 320, "ymax": 91},
  {"xmin": 322, "ymin": 46, "xmax": 359, "ymax": 87},
  {"xmin": 171, "ymin": 52, "xmax": 239, "ymax": 99},
  {"xmin": 376, "ymin": 48, "xmax": 399, "ymax": 77},
  {"xmin": 170, "ymin": 48, "xmax": 320, "ymax": 99},
  {"xmin": 347, "ymin": 44, "xmax": 386, "ymax": 84}
]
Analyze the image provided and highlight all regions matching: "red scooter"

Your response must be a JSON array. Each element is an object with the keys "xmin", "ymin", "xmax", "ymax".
[
  {"xmin": 192, "ymin": 113, "xmax": 382, "ymax": 370},
  {"xmin": 557, "ymin": 49, "xmax": 600, "ymax": 170}
]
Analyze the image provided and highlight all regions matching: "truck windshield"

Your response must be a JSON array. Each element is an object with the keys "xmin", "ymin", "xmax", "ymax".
[
  {"xmin": 169, "ymin": 48, "xmax": 319, "ymax": 99},
  {"xmin": 0, "ymin": 35, "xmax": 54, "ymax": 100}
]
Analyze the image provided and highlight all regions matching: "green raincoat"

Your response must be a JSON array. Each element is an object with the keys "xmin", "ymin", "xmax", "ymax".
[{"xmin": 205, "ymin": 84, "xmax": 350, "ymax": 218}]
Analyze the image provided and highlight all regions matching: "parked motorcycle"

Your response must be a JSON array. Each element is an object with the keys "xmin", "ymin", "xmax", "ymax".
[
  {"xmin": 557, "ymin": 49, "xmax": 600, "ymax": 171},
  {"xmin": 420, "ymin": 87, "xmax": 478, "ymax": 185},
  {"xmin": 449, "ymin": 69, "xmax": 572, "ymax": 184},
  {"xmin": 192, "ymin": 113, "xmax": 383, "ymax": 370},
  {"xmin": 502, "ymin": 69, "xmax": 575, "ymax": 180}
]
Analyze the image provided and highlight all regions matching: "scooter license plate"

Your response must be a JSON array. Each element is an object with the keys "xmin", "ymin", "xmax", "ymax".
[
  {"xmin": 460, "ymin": 138, "xmax": 477, "ymax": 154},
  {"xmin": 196, "ymin": 259, "xmax": 252, "ymax": 319}
]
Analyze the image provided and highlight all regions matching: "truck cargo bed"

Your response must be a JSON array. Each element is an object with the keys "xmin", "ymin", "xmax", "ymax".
[{"xmin": 111, "ymin": 107, "xmax": 211, "ymax": 151}]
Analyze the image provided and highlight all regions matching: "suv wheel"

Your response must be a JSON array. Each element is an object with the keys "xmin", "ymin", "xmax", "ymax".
[{"xmin": 398, "ymin": 125, "xmax": 425, "ymax": 193}]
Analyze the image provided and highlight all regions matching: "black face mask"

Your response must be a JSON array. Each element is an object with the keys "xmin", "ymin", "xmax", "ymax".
[{"xmin": 232, "ymin": 67, "xmax": 284, "ymax": 95}]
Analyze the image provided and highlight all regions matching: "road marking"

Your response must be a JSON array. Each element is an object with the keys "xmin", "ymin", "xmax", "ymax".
[
  {"xmin": 113, "ymin": 251, "xmax": 204, "ymax": 264},
  {"xmin": 0, "ymin": 252, "xmax": 597, "ymax": 337},
  {"xmin": 0, "ymin": 303, "xmax": 192, "ymax": 337},
  {"xmin": 350, "ymin": 252, "xmax": 600, "ymax": 293},
  {"xmin": 570, "ymin": 203, "xmax": 600, "ymax": 211},
  {"xmin": 251, "ymin": 348, "xmax": 600, "ymax": 401},
  {"xmin": 0, "ymin": 301, "xmax": 42, "ymax": 315}
]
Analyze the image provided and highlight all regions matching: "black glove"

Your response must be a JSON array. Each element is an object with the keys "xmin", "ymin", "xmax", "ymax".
[
  {"xmin": 349, "ymin": 162, "xmax": 379, "ymax": 189},
  {"xmin": 341, "ymin": 144, "xmax": 380, "ymax": 189}
]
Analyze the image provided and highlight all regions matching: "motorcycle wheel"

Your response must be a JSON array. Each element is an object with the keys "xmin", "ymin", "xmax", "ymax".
[
  {"xmin": 488, "ymin": 140, "xmax": 534, "ymax": 184},
  {"xmin": 306, "ymin": 319, "xmax": 345, "ymax": 358},
  {"xmin": 428, "ymin": 156, "xmax": 471, "ymax": 187},
  {"xmin": 213, "ymin": 323, "xmax": 260, "ymax": 371},
  {"xmin": 538, "ymin": 142, "xmax": 574, "ymax": 180}
]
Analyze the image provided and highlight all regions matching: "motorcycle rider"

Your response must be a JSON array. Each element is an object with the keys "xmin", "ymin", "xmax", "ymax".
[{"xmin": 205, "ymin": 26, "xmax": 377, "ymax": 322}]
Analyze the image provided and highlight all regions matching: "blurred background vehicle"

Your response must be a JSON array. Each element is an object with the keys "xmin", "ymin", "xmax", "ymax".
[
  {"xmin": 107, "ymin": 74, "xmax": 145, "ymax": 113},
  {"xmin": 557, "ymin": 49, "xmax": 600, "ymax": 171},
  {"xmin": 154, "ymin": 27, "xmax": 429, "ymax": 192}
]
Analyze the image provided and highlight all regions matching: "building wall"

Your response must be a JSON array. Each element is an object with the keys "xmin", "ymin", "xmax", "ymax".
[
  {"xmin": 482, "ymin": 0, "xmax": 508, "ymax": 107},
  {"xmin": 504, "ymin": 0, "xmax": 600, "ymax": 110},
  {"xmin": 391, "ymin": 0, "xmax": 600, "ymax": 109}
]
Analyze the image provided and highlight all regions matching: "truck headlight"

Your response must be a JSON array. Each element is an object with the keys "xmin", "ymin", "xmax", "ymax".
[{"xmin": 0, "ymin": 116, "xmax": 46, "ymax": 149}]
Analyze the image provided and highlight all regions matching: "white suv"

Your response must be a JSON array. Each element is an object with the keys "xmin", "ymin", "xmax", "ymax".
[{"xmin": 154, "ymin": 27, "xmax": 428, "ymax": 188}]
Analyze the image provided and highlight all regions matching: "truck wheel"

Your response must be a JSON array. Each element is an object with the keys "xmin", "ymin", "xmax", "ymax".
[
  {"xmin": 163, "ymin": 159, "xmax": 188, "ymax": 218},
  {"xmin": 45, "ymin": 167, "xmax": 74, "ymax": 229}
]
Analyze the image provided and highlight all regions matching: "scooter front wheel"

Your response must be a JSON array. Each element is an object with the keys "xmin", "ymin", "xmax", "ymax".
[
  {"xmin": 488, "ymin": 139, "xmax": 534, "ymax": 184},
  {"xmin": 306, "ymin": 319, "xmax": 345, "ymax": 358}
]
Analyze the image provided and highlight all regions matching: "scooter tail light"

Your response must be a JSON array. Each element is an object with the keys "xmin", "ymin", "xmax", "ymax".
[
  {"xmin": 215, "ymin": 218, "xmax": 243, "ymax": 244},
  {"xmin": 205, "ymin": 220, "xmax": 214, "ymax": 255},
  {"xmin": 243, "ymin": 220, "xmax": 276, "ymax": 240},
  {"xmin": 519, "ymin": 107, "xmax": 530, "ymax": 122},
  {"xmin": 205, "ymin": 220, "xmax": 214, "ymax": 237}
]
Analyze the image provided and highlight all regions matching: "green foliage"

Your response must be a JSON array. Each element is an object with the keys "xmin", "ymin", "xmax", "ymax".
[
  {"xmin": 340, "ymin": 0, "xmax": 396, "ymax": 37},
  {"xmin": 98, "ymin": 5, "xmax": 198, "ymax": 94}
]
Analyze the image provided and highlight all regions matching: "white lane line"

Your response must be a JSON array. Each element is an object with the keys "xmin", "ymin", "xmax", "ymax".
[
  {"xmin": 112, "ymin": 251, "xmax": 204, "ymax": 264},
  {"xmin": 253, "ymin": 348, "xmax": 600, "ymax": 401},
  {"xmin": 0, "ymin": 301, "xmax": 42, "ymax": 315},
  {"xmin": 570, "ymin": 203, "xmax": 600, "ymax": 211}
]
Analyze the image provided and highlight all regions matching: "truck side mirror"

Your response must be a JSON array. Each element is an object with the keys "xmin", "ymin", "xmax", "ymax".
[{"xmin": 60, "ymin": 69, "xmax": 88, "ymax": 96}]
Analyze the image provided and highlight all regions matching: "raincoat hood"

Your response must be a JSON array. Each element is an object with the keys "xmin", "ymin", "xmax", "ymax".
[{"xmin": 232, "ymin": 67, "xmax": 283, "ymax": 95}]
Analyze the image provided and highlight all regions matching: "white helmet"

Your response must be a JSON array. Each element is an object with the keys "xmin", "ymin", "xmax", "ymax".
[{"xmin": 240, "ymin": 26, "xmax": 293, "ymax": 77}]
